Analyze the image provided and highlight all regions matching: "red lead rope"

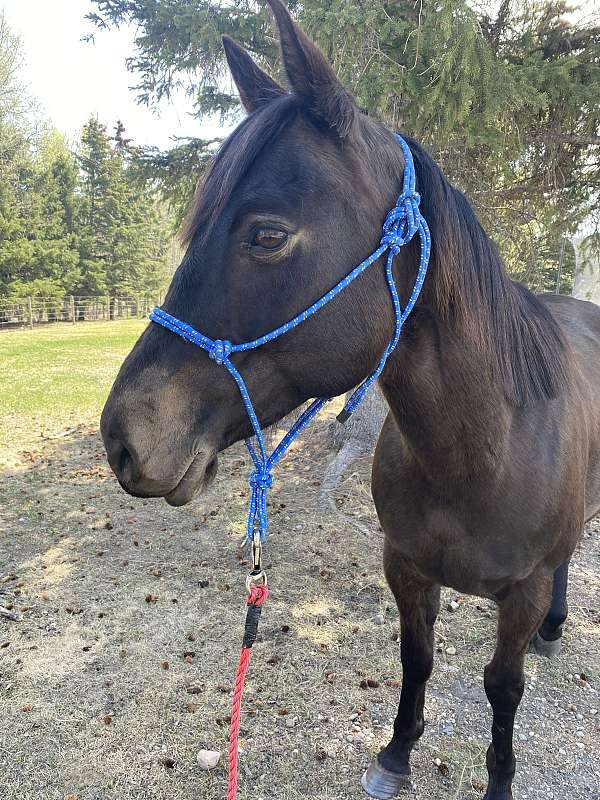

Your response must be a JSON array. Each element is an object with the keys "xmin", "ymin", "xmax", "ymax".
[{"xmin": 227, "ymin": 583, "xmax": 269, "ymax": 800}]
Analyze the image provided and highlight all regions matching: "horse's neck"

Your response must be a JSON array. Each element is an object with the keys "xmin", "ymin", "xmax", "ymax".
[{"xmin": 380, "ymin": 311, "xmax": 511, "ymax": 481}]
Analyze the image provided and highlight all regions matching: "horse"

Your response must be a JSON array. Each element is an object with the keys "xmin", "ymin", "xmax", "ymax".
[{"xmin": 100, "ymin": 2, "xmax": 600, "ymax": 798}]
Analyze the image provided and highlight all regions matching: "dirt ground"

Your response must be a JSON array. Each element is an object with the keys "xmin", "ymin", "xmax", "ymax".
[{"xmin": 1, "ymin": 405, "xmax": 599, "ymax": 800}]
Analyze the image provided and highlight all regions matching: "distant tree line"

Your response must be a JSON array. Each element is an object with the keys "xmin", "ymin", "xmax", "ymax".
[
  {"xmin": 0, "ymin": 14, "xmax": 174, "ymax": 303},
  {"xmin": 88, "ymin": 0, "xmax": 600, "ymax": 294}
]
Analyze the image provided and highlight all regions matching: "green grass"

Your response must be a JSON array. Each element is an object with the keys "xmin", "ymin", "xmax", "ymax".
[{"xmin": 1, "ymin": 320, "xmax": 146, "ymax": 447}]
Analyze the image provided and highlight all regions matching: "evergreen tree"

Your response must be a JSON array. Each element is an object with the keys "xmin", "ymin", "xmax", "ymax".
[
  {"xmin": 76, "ymin": 117, "xmax": 116, "ymax": 294},
  {"xmin": 0, "ymin": 16, "xmax": 79, "ymax": 300},
  {"xmin": 107, "ymin": 121, "xmax": 171, "ymax": 297},
  {"xmin": 87, "ymin": 0, "xmax": 600, "ymax": 290},
  {"xmin": 0, "ymin": 13, "xmax": 31, "ymax": 296},
  {"xmin": 0, "ymin": 14, "xmax": 174, "ymax": 304},
  {"xmin": 76, "ymin": 118, "xmax": 171, "ymax": 298},
  {"xmin": 23, "ymin": 132, "xmax": 80, "ymax": 297},
  {"xmin": 0, "ymin": 131, "xmax": 81, "ymax": 301}
]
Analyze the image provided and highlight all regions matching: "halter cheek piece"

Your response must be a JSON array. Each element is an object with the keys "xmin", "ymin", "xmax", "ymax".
[{"xmin": 150, "ymin": 135, "xmax": 431, "ymax": 544}]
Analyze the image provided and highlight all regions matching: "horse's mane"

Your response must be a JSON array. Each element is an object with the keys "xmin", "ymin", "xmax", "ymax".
[
  {"xmin": 404, "ymin": 136, "xmax": 569, "ymax": 406},
  {"xmin": 180, "ymin": 100, "xmax": 568, "ymax": 407}
]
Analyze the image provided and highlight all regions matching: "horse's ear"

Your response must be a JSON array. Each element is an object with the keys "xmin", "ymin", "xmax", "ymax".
[
  {"xmin": 265, "ymin": 0, "xmax": 355, "ymax": 138},
  {"xmin": 222, "ymin": 35, "xmax": 285, "ymax": 112}
]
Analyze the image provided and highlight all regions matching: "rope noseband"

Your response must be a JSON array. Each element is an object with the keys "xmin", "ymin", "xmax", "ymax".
[{"xmin": 150, "ymin": 134, "xmax": 431, "ymax": 543}]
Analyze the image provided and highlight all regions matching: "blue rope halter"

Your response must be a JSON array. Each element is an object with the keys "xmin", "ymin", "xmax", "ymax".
[{"xmin": 150, "ymin": 134, "xmax": 431, "ymax": 543}]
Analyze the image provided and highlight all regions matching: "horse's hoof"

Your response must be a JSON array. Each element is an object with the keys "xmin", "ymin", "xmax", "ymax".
[
  {"xmin": 529, "ymin": 630, "xmax": 562, "ymax": 658},
  {"xmin": 361, "ymin": 760, "xmax": 411, "ymax": 799}
]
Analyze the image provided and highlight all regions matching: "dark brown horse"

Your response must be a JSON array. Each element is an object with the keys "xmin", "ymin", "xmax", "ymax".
[{"xmin": 100, "ymin": 2, "xmax": 600, "ymax": 798}]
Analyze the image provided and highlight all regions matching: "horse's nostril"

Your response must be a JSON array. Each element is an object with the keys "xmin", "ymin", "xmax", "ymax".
[
  {"xmin": 117, "ymin": 443, "xmax": 134, "ymax": 479},
  {"xmin": 104, "ymin": 433, "xmax": 140, "ymax": 485}
]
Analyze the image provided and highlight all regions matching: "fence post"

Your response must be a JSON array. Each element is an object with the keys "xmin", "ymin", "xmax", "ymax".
[
  {"xmin": 106, "ymin": 295, "xmax": 110, "ymax": 321},
  {"xmin": 70, "ymin": 295, "xmax": 76, "ymax": 324},
  {"xmin": 27, "ymin": 297, "xmax": 34, "ymax": 330}
]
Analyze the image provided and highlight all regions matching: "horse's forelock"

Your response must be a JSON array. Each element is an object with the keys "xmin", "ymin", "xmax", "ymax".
[{"xmin": 180, "ymin": 93, "xmax": 301, "ymax": 248}]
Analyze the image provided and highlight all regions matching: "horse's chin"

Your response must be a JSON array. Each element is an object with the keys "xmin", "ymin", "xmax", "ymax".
[{"xmin": 164, "ymin": 451, "xmax": 219, "ymax": 507}]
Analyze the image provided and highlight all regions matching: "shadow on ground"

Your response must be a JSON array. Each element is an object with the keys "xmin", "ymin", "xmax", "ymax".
[{"xmin": 0, "ymin": 415, "xmax": 598, "ymax": 800}]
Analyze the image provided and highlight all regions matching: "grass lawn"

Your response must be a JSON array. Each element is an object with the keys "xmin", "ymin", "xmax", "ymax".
[{"xmin": 1, "ymin": 319, "xmax": 146, "ymax": 451}]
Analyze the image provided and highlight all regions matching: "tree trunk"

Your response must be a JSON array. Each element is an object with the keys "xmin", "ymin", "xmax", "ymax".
[
  {"xmin": 322, "ymin": 386, "xmax": 388, "ymax": 493},
  {"xmin": 572, "ymin": 220, "xmax": 600, "ymax": 305}
]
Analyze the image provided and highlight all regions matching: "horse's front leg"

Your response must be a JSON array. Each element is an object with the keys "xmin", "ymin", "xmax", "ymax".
[
  {"xmin": 483, "ymin": 569, "xmax": 553, "ymax": 800},
  {"xmin": 362, "ymin": 542, "xmax": 440, "ymax": 800}
]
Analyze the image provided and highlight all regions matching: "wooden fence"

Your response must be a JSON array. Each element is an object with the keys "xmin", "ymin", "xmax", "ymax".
[{"xmin": 0, "ymin": 295, "xmax": 162, "ymax": 330}]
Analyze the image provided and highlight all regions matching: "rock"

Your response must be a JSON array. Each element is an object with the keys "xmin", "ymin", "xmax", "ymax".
[
  {"xmin": 446, "ymin": 646, "xmax": 457, "ymax": 656},
  {"xmin": 447, "ymin": 600, "xmax": 460, "ymax": 612},
  {"xmin": 196, "ymin": 750, "xmax": 221, "ymax": 770},
  {"xmin": 373, "ymin": 613, "xmax": 385, "ymax": 626}
]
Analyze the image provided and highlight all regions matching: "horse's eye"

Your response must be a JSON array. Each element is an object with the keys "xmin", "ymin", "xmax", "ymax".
[{"xmin": 251, "ymin": 228, "xmax": 288, "ymax": 251}]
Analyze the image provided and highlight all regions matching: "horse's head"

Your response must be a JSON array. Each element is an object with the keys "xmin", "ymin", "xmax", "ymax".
[{"xmin": 101, "ymin": 0, "xmax": 410, "ymax": 506}]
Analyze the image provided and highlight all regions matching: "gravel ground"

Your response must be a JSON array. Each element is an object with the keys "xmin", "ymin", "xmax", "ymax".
[{"xmin": 1, "ymin": 407, "xmax": 598, "ymax": 800}]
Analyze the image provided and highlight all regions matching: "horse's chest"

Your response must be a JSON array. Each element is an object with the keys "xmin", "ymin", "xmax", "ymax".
[
  {"xmin": 372, "ymin": 467, "xmax": 553, "ymax": 595},
  {"xmin": 382, "ymin": 506, "xmax": 528, "ymax": 594},
  {"xmin": 372, "ymin": 407, "xmax": 584, "ymax": 594}
]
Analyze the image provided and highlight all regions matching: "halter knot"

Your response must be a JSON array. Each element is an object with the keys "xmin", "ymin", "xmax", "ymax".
[
  {"xmin": 209, "ymin": 339, "xmax": 233, "ymax": 364},
  {"xmin": 248, "ymin": 470, "xmax": 273, "ymax": 491},
  {"xmin": 380, "ymin": 190, "xmax": 421, "ymax": 253}
]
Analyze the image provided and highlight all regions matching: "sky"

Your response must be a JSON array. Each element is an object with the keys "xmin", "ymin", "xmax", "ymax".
[{"xmin": 1, "ymin": 0, "xmax": 228, "ymax": 149}]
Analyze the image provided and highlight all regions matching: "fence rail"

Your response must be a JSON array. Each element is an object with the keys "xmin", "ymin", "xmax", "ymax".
[{"xmin": 0, "ymin": 295, "xmax": 162, "ymax": 330}]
